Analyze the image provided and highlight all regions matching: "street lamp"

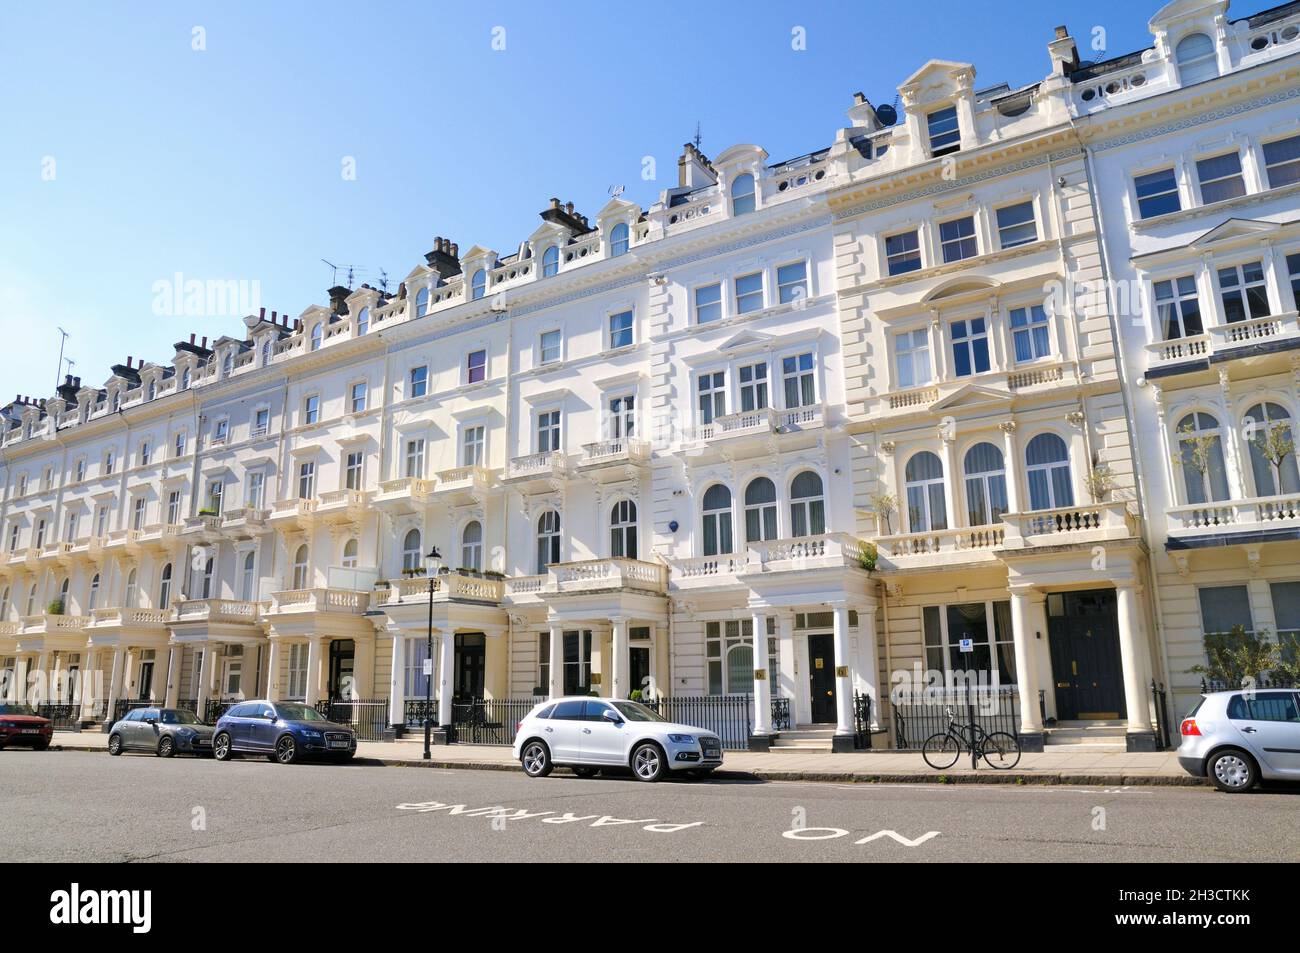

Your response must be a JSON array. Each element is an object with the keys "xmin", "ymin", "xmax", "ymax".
[{"xmin": 422, "ymin": 545, "xmax": 442, "ymax": 760}]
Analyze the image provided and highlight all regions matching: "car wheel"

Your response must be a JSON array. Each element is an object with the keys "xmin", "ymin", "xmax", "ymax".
[
  {"xmin": 157, "ymin": 736, "xmax": 175, "ymax": 758},
  {"xmin": 631, "ymin": 742, "xmax": 666, "ymax": 783},
  {"xmin": 520, "ymin": 740, "xmax": 552, "ymax": 778},
  {"xmin": 1209, "ymin": 749, "xmax": 1258, "ymax": 793},
  {"xmin": 212, "ymin": 732, "xmax": 233, "ymax": 761},
  {"xmin": 572, "ymin": 766, "xmax": 599, "ymax": 778},
  {"xmin": 108, "ymin": 733, "xmax": 124, "ymax": 756},
  {"xmin": 274, "ymin": 735, "xmax": 299, "ymax": 765}
]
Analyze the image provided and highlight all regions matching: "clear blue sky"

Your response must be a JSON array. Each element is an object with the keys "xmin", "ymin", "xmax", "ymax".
[{"xmin": 0, "ymin": 0, "xmax": 1243, "ymax": 400}]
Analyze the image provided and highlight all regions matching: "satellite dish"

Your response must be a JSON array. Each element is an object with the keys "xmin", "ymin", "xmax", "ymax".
[{"xmin": 874, "ymin": 103, "xmax": 898, "ymax": 127}]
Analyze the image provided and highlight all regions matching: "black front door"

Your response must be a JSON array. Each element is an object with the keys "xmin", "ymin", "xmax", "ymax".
[
  {"xmin": 137, "ymin": 661, "xmax": 154, "ymax": 701},
  {"xmin": 1047, "ymin": 590, "xmax": 1126, "ymax": 720},
  {"xmin": 629, "ymin": 647, "xmax": 651, "ymax": 698},
  {"xmin": 455, "ymin": 633, "xmax": 486, "ymax": 700},
  {"xmin": 807, "ymin": 633, "xmax": 836, "ymax": 723},
  {"xmin": 328, "ymin": 640, "xmax": 355, "ymax": 699}
]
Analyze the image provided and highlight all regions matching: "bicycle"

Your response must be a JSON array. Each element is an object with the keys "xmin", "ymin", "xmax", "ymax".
[{"xmin": 921, "ymin": 705, "xmax": 1021, "ymax": 770}]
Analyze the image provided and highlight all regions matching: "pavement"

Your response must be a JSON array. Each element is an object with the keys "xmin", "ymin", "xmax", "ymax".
[
  {"xmin": 51, "ymin": 729, "xmax": 1195, "ymax": 786},
  {"xmin": 2, "ymin": 748, "xmax": 1294, "ymax": 863}
]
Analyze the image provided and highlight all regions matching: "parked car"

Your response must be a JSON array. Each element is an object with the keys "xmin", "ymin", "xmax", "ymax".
[
  {"xmin": 1178, "ymin": 689, "xmax": 1300, "ymax": 792},
  {"xmin": 213, "ymin": 700, "xmax": 357, "ymax": 765},
  {"xmin": 512, "ymin": 697, "xmax": 723, "ymax": 782},
  {"xmin": 0, "ymin": 704, "xmax": 54, "ymax": 751},
  {"xmin": 107, "ymin": 707, "xmax": 214, "ymax": 757}
]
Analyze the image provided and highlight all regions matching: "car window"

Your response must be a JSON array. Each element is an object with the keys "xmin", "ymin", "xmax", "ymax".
[
  {"xmin": 227, "ymin": 703, "xmax": 254, "ymax": 718},
  {"xmin": 122, "ymin": 710, "xmax": 139, "ymax": 722},
  {"xmin": 583, "ymin": 701, "xmax": 615, "ymax": 721},
  {"xmin": 142, "ymin": 709, "xmax": 159, "ymax": 721},
  {"xmin": 550, "ymin": 700, "xmax": 585, "ymax": 720},
  {"xmin": 259, "ymin": 704, "xmax": 279, "ymax": 719},
  {"xmin": 534, "ymin": 704, "xmax": 556, "ymax": 719},
  {"xmin": 1248, "ymin": 692, "xmax": 1300, "ymax": 723},
  {"xmin": 1226, "ymin": 695, "xmax": 1249, "ymax": 720}
]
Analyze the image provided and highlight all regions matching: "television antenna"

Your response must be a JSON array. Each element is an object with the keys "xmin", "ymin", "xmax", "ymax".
[
  {"xmin": 377, "ymin": 269, "xmax": 390, "ymax": 293},
  {"xmin": 55, "ymin": 327, "xmax": 70, "ymax": 388},
  {"xmin": 321, "ymin": 259, "xmax": 365, "ymax": 288},
  {"xmin": 608, "ymin": 184, "xmax": 625, "ymax": 197},
  {"xmin": 693, "ymin": 122, "xmax": 703, "ymax": 150}
]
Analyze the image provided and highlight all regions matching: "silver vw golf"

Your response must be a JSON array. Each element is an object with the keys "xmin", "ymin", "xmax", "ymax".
[{"xmin": 1177, "ymin": 689, "xmax": 1300, "ymax": 792}]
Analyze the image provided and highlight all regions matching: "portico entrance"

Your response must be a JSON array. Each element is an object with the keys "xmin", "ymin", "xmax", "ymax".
[
  {"xmin": 454, "ymin": 632, "xmax": 486, "ymax": 699},
  {"xmin": 807, "ymin": 633, "xmax": 837, "ymax": 723},
  {"xmin": 1047, "ymin": 589, "xmax": 1125, "ymax": 721}
]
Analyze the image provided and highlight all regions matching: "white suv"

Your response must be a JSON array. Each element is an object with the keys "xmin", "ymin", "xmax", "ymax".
[{"xmin": 512, "ymin": 697, "xmax": 724, "ymax": 782}]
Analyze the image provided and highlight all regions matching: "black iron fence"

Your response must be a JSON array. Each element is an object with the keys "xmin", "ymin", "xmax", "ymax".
[
  {"xmin": 112, "ymin": 699, "xmax": 153, "ymax": 723},
  {"xmin": 315, "ymin": 698, "xmax": 390, "ymax": 742},
  {"xmin": 890, "ymin": 686, "xmax": 1019, "ymax": 750},
  {"xmin": 450, "ymin": 697, "xmax": 534, "ymax": 745},
  {"xmin": 176, "ymin": 698, "xmax": 199, "ymax": 714},
  {"xmin": 853, "ymin": 691, "xmax": 873, "ymax": 750},
  {"xmin": 204, "ymin": 699, "xmax": 237, "ymax": 724},
  {"xmin": 770, "ymin": 696, "xmax": 792, "ymax": 731},
  {"xmin": 34, "ymin": 704, "xmax": 80, "ymax": 730},
  {"xmin": 1151, "ymin": 680, "xmax": 1172, "ymax": 750},
  {"xmin": 403, "ymin": 698, "xmax": 436, "ymax": 730},
  {"xmin": 649, "ymin": 694, "xmax": 752, "ymax": 750},
  {"xmin": 1201, "ymin": 675, "xmax": 1296, "ymax": 692}
]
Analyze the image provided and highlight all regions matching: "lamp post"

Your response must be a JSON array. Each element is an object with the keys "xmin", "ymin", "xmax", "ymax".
[{"xmin": 423, "ymin": 545, "xmax": 442, "ymax": 760}]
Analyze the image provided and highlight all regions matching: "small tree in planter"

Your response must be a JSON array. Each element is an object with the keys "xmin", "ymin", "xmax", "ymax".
[
  {"xmin": 46, "ymin": 598, "xmax": 65, "ymax": 615},
  {"xmin": 1275, "ymin": 630, "xmax": 1300, "ymax": 685},
  {"xmin": 857, "ymin": 540, "xmax": 878, "ymax": 572},
  {"xmin": 869, "ymin": 490, "xmax": 897, "ymax": 536},
  {"xmin": 1251, "ymin": 420, "xmax": 1296, "ymax": 496},
  {"xmin": 1189, "ymin": 624, "xmax": 1277, "ymax": 687},
  {"xmin": 1084, "ymin": 463, "xmax": 1116, "ymax": 503},
  {"xmin": 1170, "ymin": 422, "xmax": 1218, "ymax": 505}
]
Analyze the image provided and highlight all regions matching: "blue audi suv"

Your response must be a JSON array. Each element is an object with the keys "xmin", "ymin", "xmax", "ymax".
[{"xmin": 213, "ymin": 700, "xmax": 357, "ymax": 765}]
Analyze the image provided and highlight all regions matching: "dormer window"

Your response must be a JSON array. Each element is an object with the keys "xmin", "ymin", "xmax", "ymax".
[
  {"xmin": 610, "ymin": 223, "xmax": 630, "ymax": 257},
  {"xmin": 181, "ymin": 367, "xmax": 191, "ymax": 390},
  {"xmin": 415, "ymin": 286, "xmax": 430, "ymax": 317},
  {"xmin": 471, "ymin": 269, "xmax": 487, "ymax": 301},
  {"xmin": 310, "ymin": 323, "xmax": 323, "ymax": 351},
  {"xmin": 927, "ymin": 106, "xmax": 961, "ymax": 157},
  {"xmin": 147, "ymin": 378, "xmax": 156, "ymax": 400},
  {"xmin": 356, "ymin": 306, "xmax": 370, "ymax": 336},
  {"xmin": 1175, "ymin": 33, "xmax": 1218, "ymax": 86},
  {"xmin": 731, "ymin": 173, "xmax": 756, "ymax": 216},
  {"xmin": 221, "ymin": 352, "xmax": 233, "ymax": 377},
  {"xmin": 542, "ymin": 246, "xmax": 560, "ymax": 277},
  {"xmin": 111, "ymin": 390, "xmax": 121, "ymax": 411}
]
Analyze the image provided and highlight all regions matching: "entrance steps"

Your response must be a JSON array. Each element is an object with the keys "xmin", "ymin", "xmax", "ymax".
[
  {"xmin": 1043, "ymin": 720, "xmax": 1128, "ymax": 752},
  {"xmin": 770, "ymin": 726, "xmax": 836, "ymax": 753}
]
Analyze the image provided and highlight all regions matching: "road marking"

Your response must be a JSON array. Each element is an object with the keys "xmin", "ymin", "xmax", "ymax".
[
  {"xmin": 782, "ymin": 826, "xmax": 941, "ymax": 846},
  {"xmin": 395, "ymin": 801, "xmax": 703, "ymax": 833},
  {"xmin": 856, "ymin": 829, "xmax": 941, "ymax": 846}
]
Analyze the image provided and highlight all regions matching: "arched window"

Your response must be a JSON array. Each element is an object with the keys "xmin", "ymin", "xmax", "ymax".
[
  {"xmin": 26, "ymin": 584, "xmax": 38, "ymax": 616},
  {"xmin": 536, "ymin": 511, "xmax": 561, "ymax": 572},
  {"xmin": 310, "ymin": 323, "xmax": 323, "ymax": 351},
  {"xmin": 1245, "ymin": 402, "xmax": 1300, "ymax": 496},
  {"xmin": 341, "ymin": 538, "xmax": 358, "ymax": 569},
  {"xmin": 1025, "ymin": 433, "xmax": 1074, "ymax": 510},
  {"xmin": 905, "ymin": 451, "xmax": 948, "ymax": 533},
  {"xmin": 610, "ymin": 500, "xmax": 637, "ymax": 559},
  {"xmin": 744, "ymin": 477, "xmax": 778, "ymax": 543},
  {"xmin": 471, "ymin": 269, "xmax": 487, "ymax": 300},
  {"xmin": 1176, "ymin": 32, "xmax": 1218, "ymax": 85},
  {"xmin": 157, "ymin": 565, "xmax": 171, "ymax": 609},
  {"xmin": 292, "ymin": 544, "xmax": 309, "ymax": 590},
  {"xmin": 731, "ymin": 173, "xmax": 756, "ymax": 216},
  {"xmin": 356, "ymin": 306, "xmax": 370, "ymax": 336},
  {"xmin": 221, "ymin": 352, "xmax": 233, "ymax": 378},
  {"xmin": 402, "ymin": 529, "xmax": 422, "ymax": 574},
  {"xmin": 542, "ymin": 245, "xmax": 560, "ymax": 277},
  {"xmin": 235, "ymin": 552, "xmax": 254, "ymax": 601},
  {"xmin": 1175, "ymin": 412, "xmax": 1230, "ymax": 504},
  {"xmin": 181, "ymin": 367, "xmax": 191, "ymax": 390},
  {"xmin": 415, "ymin": 286, "xmax": 430, "ymax": 317},
  {"xmin": 461, "ymin": 522, "xmax": 483, "ymax": 572},
  {"xmin": 261, "ymin": 340, "xmax": 271, "ymax": 366},
  {"xmin": 201, "ymin": 557, "xmax": 214, "ymax": 599},
  {"xmin": 59, "ymin": 577, "xmax": 70, "ymax": 609},
  {"xmin": 702, "ymin": 484, "xmax": 734, "ymax": 557},
  {"xmin": 147, "ymin": 378, "xmax": 156, "ymax": 400},
  {"xmin": 610, "ymin": 222, "xmax": 630, "ymax": 257},
  {"xmin": 124, "ymin": 569, "xmax": 137, "ymax": 607},
  {"xmin": 0, "ymin": 586, "xmax": 8, "ymax": 621},
  {"xmin": 964, "ymin": 443, "xmax": 1008, "ymax": 526},
  {"xmin": 86, "ymin": 574, "xmax": 98, "ymax": 610},
  {"xmin": 789, "ymin": 471, "xmax": 826, "ymax": 537},
  {"xmin": 726, "ymin": 643, "xmax": 754, "ymax": 694}
]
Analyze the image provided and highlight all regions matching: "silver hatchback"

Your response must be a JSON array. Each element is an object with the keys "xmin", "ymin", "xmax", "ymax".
[{"xmin": 1178, "ymin": 689, "xmax": 1300, "ymax": 792}]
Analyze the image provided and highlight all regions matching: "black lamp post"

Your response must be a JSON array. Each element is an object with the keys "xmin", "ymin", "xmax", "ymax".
[{"xmin": 422, "ymin": 545, "xmax": 442, "ymax": 760}]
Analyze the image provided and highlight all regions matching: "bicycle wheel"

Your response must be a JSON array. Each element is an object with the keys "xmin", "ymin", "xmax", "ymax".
[
  {"xmin": 922, "ymin": 732, "xmax": 962, "ymax": 770},
  {"xmin": 979, "ymin": 731, "xmax": 1022, "ymax": 769}
]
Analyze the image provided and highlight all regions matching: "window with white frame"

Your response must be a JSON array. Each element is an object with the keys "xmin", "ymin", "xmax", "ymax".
[
  {"xmin": 158, "ymin": 564, "xmax": 172, "ymax": 608},
  {"xmin": 132, "ymin": 496, "xmax": 146, "ymax": 530},
  {"xmin": 1025, "ymin": 433, "xmax": 1073, "ymax": 510},
  {"xmin": 252, "ymin": 408, "xmax": 269, "ymax": 437},
  {"xmin": 895, "ymin": 328, "xmax": 932, "ymax": 389},
  {"xmin": 743, "ymin": 477, "xmax": 778, "ymax": 542},
  {"xmin": 470, "ymin": 269, "xmax": 486, "ymax": 300},
  {"xmin": 1175, "ymin": 32, "xmax": 1218, "ymax": 86},
  {"xmin": 695, "ymin": 282, "xmax": 722, "ymax": 324},
  {"xmin": 287, "ymin": 644, "xmax": 309, "ymax": 699},
  {"xmin": 995, "ymin": 201, "xmax": 1037, "ymax": 248},
  {"xmin": 923, "ymin": 601, "xmax": 1016, "ymax": 683},
  {"xmin": 303, "ymin": 394, "xmax": 319, "ymax": 425},
  {"xmin": 734, "ymin": 273, "xmax": 763, "ymax": 315},
  {"xmin": 610, "ymin": 499, "xmax": 637, "ymax": 559},
  {"xmin": 349, "ymin": 381, "xmax": 366, "ymax": 414},
  {"xmin": 139, "ymin": 440, "xmax": 152, "ymax": 466},
  {"xmin": 64, "ymin": 511, "xmax": 77, "ymax": 542},
  {"xmin": 964, "ymin": 442, "xmax": 1009, "ymax": 526},
  {"xmin": 731, "ymin": 173, "xmax": 756, "ymax": 216},
  {"xmin": 608, "ymin": 311, "xmax": 634, "ymax": 349},
  {"xmin": 409, "ymin": 364, "xmax": 428, "ymax": 399},
  {"xmin": 536, "ymin": 510, "xmax": 561, "ymax": 571},
  {"xmin": 34, "ymin": 519, "xmax": 46, "ymax": 549},
  {"xmin": 701, "ymin": 484, "xmax": 733, "ymax": 557},
  {"xmin": 466, "ymin": 349, "xmax": 487, "ymax": 383},
  {"xmin": 1197, "ymin": 585, "xmax": 1252, "ymax": 637},
  {"xmin": 207, "ymin": 480, "xmax": 223, "ymax": 515},
  {"xmin": 344, "ymin": 451, "xmax": 363, "ymax": 491},
  {"xmin": 404, "ymin": 636, "xmax": 431, "ymax": 700},
  {"xmin": 789, "ymin": 471, "xmax": 825, "ymax": 537},
  {"xmin": 462, "ymin": 426, "xmax": 485, "ymax": 467},
  {"xmin": 415, "ymin": 287, "xmax": 430, "ymax": 317},
  {"xmin": 739, "ymin": 362, "xmax": 768, "ymax": 412},
  {"xmin": 89, "ymin": 573, "xmax": 102, "ymax": 610},
  {"xmin": 608, "ymin": 394, "xmax": 635, "ymax": 440},
  {"xmin": 245, "ymin": 472, "xmax": 263, "ymax": 510},
  {"xmin": 7, "ymin": 524, "xmax": 18, "ymax": 553},
  {"xmin": 1289, "ymin": 253, "xmax": 1300, "ymax": 309},
  {"xmin": 1218, "ymin": 261, "xmax": 1271, "ymax": 323},
  {"xmin": 104, "ymin": 451, "xmax": 114, "ymax": 475},
  {"xmin": 297, "ymin": 461, "xmax": 315, "ymax": 499},
  {"xmin": 950, "ymin": 318, "xmax": 990, "ymax": 377},
  {"xmin": 404, "ymin": 439, "xmax": 425, "ymax": 479},
  {"xmin": 173, "ymin": 431, "xmax": 186, "ymax": 457},
  {"xmin": 341, "ymin": 539, "xmax": 358, "ymax": 570},
  {"xmin": 1245, "ymin": 401, "xmax": 1300, "ymax": 496},
  {"xmin": 539, "ymin": 329, "xmax": 562, "ymax": 365},
  {"xmin": 782, "ymin": 353, "xmax": 816, "ymax": 407},
  {"xmin": 1195, "ymin": 152, "xmax": 1246, "ymax": 204},
  {"xmin": 939, "ymin": 215, "xmax": 977, "ymax": 263},
  {"xmin": 927, "ymin": 105, "xmax": 960, "ymax": 156},
  {"xmin": 536, "ymin": 410, "xmax": 561, "ymax": 453},
  {"xmin": 167, "ymin": 490, "xmax": 182, "ymax": 524},
  {"xmin": 292, "ymin": 544, "xmax": 309, "ymax": 590},
  {"xmin": 124, "ymin": 569, "xmax": 138, "ymax": 607},
  {"xmin": 885, "ymin": 229, "xmax": 922, "ymax": 276},
  {"xmin": 1134, "ymin": 168, "xmax": 1181, "ymax": 219},
  {"xmin": 1263, "ymin": 134, "xmax": 1300, "ymax": 189},
  {"xmin": 310, "ymin": 323, "xmax": 323, "ymax": 351},
  {"xmin": 698, "ymin": 371, "xmax": 726, "ymax": 424},
  {"xmin": 1271, "ymin": 582, "xmax": 1300, "ymax": 642},
  {"xmin": 461, "ymin": 521, "xmax": 483, "ymax": 571},
  {"xmin": 542, "ymin": 246, "xmax": 560, "ymax": 278},
  {"xmin": 1010, "ymin": 304, "xmax": 1052, "ymax": 361},
  {"xmin": 1175, "ymin": 411, "xmax": 1230, "ymax": 504},
  {"xmin": 776, "ymin": 262, "xmax": 808, "ymax": 305},
  {"xmin": 905, "ymin": 451, "xmax": 948, "ymax": 533},
  {"xmin": 214, "ymin": 418, "xmax": 230, "ymax": 443},
  {"xmin": 356, "ymin": 306, "xmax": 369, "ymax": 336},
  {"xmin": 706, "ymin": 618, "xmax": 775, "ymax": 695},
  {"xmin": 610, "ymin": 222, "xmax": 630, "ymax": 257},
  {"xmin": 1153, "ymin": 276, "xmax": 1203, "ymax": 339},
  {"xmin": 94, "ymin": 506, "xmax": 108, "ymax": 537},
  {"xmin": 401, "ymin": 528, "xmax": 422, "ymax": 573}
]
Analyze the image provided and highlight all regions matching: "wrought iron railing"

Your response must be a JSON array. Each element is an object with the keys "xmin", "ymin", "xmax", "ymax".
[
  {"xmin": 1200, "ymin": 674, "xmax": 1296, "ymax": 692},
  {"xmin": 648, "ymin": 694, "xmax": 752, "ymax": 750},
  {"xmin": 34, "ymin": 704, "xmax": 80, "ymax": 730},
  {"xmin": 204, "ymin": 699, "xmax": 237, "ymax": 724},
  {"xmin": 449, "ymin": 697, "xmax": 534, "ymax": 745},
  {"xmin": 1151, "ymin": 680, "xmax": 1172, "ymax": 751},
  {"xmin": 890, "ymin": 686, "xmax": 1019, "ymax": 750},
  {"xmin": 403, "ymin": 698, "xmax": 437, "ymax": 730},
  {"xmin": 770, "ymin": 696, "xmax": 792, "ymax": 732},
  {"xmin": 176, "ymin": 698, "xmax": 199, "ymax": 714},
  {"xmin": 112, "ymin": 699, "xmax": 153, "ymax": 723},
  {"xmin": 852, "ymin": 691, "xmax": 873, "ymax": 750},
  {"xmin": 314, "ymin": 698, "xmax": 390, "ymax": 741}
]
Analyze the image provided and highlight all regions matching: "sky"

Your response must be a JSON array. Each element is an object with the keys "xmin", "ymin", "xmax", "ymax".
[{"xmin": 0, "ymin": 0, "xmax": 1240, "ymax": 401}]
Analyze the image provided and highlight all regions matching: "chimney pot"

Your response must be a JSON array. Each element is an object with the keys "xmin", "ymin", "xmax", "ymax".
[
  {"xmin": 189, "ymin": 333, "xmax": 196, "ymax": 344},
  {"xmin": 259, "ymin": 307, "xmax": 266, "ymax": 319},
  {"xmin": 201, "ymin": 336, "xmax": 208, "ymax": 348}
]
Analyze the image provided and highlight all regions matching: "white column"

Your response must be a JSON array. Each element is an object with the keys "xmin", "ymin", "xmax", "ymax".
[
  {"xmin": 831, "ymin": 605, "xmax": 854, "ymax": 737},
  {"xmin": 438, "ymin": 629, "xmax": 454, "ymax": 727},
  {"xmin": 164, "ymin": 646, "xmax": 181, "ymax": 708},
  {"xmin": 1116, "ymin": 583, "xmax": 1153, "ymax": 733},
  {"xmin": 611, "ymin": 617, "xmax": 628, "ymax": 700},
  {"xmin": 547, "ymin": 623, "xmax": 563, "ymax": 698},
  {"xmin": 1009, "ymin": 586, "xmax": 1044, "ymax": 734},
  {"xmin": 999, "ymin": 422, "xmax": 1021, "ymax": 514},
  {"xmin": 304, "ymin": 636, "xmax": 322, "ymax": 706},
  {"xmin": 388, "ymin": 629, "xmax": 405, "ymax": 727},
  {"xmin": 265, "ymin": 640, "xmax": 282, "ymax": 702},
  {"xmin": 80, "ymin": 650, "xmax": 100, "ymax": 720},
  {"xmin": 353, "ymin": 638, "xmax": 373, "ymax": 701},
  {"xmin": 105, "ymin": 647, "xmax": 125, "ymax": 720},
  {"xmin": 751, "ymin": 611, "xmax": 771, "ymax": 736},
  {"xmin": 858, "ymin": 604, "xmax": 883, "ymax": 729},
  {"xmin": 33, "ymin": 651, "xmax": 51, "ymax": 705},
  {"xmin": 195, "ymin": 645, "xmax": 214, "ymax": 709},
  {"xmin": 15, "ymin": 655, "xmax": 32, "ymax": 703},
  {"xmin": 776, "ymin": 612, "xmax": 796, "ymax": 723}
]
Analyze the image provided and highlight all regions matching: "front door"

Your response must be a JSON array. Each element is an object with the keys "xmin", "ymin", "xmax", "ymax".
[
  {"xmin": 454, "ymin": 633, "xmax": 486, "ymax": 700},
  {"xmin": 629, "ymin": 647, "xmax": 651, "ymax": 698},
  {"xmin": 328, "ymin": 639, "xmax": 355, "ymax": 699},
  {"xmin": 137, "ymin": 661, "xmax": 154, "ymax": 701},
  {"xmin": 807, "ymin": 633, "xmax": 836, "ymax": 724},
  {"xmin": 1047, "ymin": 590, "xmax": 1126, "ymax": 721}
]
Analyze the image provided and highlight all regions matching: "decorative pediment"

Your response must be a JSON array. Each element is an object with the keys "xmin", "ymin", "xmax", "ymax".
[
  {"xmin": 921, "ymin": 276, "xmax": 1000, "ymax": 304},
  {"xmin": 1189, "ymin": 217, "xmax": 1280, "ymax": 248},
  {"xmin": 899, "ymin": 59, "xmax": 975, "ymax": 106},
  {"xmin": 718, "ymin": 329, "xmax": 775, "ymax": 351},
  {"xmin": 930, "ymin": 382, "xmax": 1011, "ymax": 411}
]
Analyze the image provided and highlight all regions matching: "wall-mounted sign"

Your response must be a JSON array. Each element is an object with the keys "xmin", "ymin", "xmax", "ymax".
[
  {"xmin": 835, "ymin": 665, "xmax": 848, "ymax": 677},
  {"xmin": 753, "ymin": 668, "xmax": 767, "ymax": 680}
]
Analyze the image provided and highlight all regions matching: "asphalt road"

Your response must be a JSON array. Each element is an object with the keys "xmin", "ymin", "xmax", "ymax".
[{"xmin": 2, "ymin": 749, "xmax": 1298, "ymax": 862}]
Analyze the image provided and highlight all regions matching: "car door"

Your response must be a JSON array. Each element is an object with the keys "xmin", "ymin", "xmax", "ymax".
[
  {"xmin": 223, "ymin": 703, "xmax": 254, "ymax": 748},
  {"xmin": 580, "ymin": 701, "xmax": 628, "ymax": 765},
  {"xmin": 1228, "ymin": 691, "xmax": 1300, "ymax": 777},
  {"xmin": 137, "ymin": 708, "xmax": 162, "ymax": 750},
  {"xmin": 545, "ymin": 700, "xmax": 586, "ymax": 762},
  {"xmin": 245, "ymin": 703, "xmax": 278, "ymax": 751},
  {"xmin": 117, "ymin": 710, "xmax": 142, "ymax": 748}
]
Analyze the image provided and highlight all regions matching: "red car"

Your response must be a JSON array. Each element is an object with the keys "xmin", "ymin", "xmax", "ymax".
[{"xmin": 0, "ymin": 705, "xmax": 54, "ymax": 751}]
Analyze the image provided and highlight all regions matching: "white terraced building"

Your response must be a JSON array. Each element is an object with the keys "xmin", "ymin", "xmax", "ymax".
[{"xmin": 1, "ymin": 0, "xmax": 1297, "ymax": 755}]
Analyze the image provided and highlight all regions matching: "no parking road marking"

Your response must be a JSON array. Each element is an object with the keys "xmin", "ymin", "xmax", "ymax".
[
  {"xmin": 783, "ymin": 827, "xmax": 941, "ymax": 847},
  {"xmin": 397, "ymin": 801, "xmax": 704, "ymax": 833}
]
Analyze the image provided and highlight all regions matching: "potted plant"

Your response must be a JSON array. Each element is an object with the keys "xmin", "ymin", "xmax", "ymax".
[
  {"xmin": 857, "ymin": 540, "xmax": 878, "ymax": 572},
  {"xmin": 1084, "ymin": 463, "xmax": 1116, "ymax": 503},
  {"xmin": 868, "ymin": 490, "xmax": 897, "ymax": 536},
  {"xmin": 46, "ymin": 598, "xmax": 65, "ymax": 615},
  {"xmin": 1251, "ymin": 420, "xmax": 1296, "ymax": 496},
  {"xmin": 197, "ymin": 508, "xmax": 218, "ymax": 517},
  {"xmin": 1170, "ymin": 423, "xmax": 1217, "ymax": 505}
]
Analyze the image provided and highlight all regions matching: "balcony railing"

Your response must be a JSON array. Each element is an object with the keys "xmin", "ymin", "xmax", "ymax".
[
  {"xmin": 20, "ymin": 613, "xmax": 93, "ymax": 634},
  {"xmin": 683, "ymin": 405, "xmax": 825, "ymax": 445},
  {"xmin": 505, "ymin": 451, "xmax": 568, "ymax": 482},
  {"xmin": 579, "ymin": 438, "xmax": 650, "ymax": 467},
  {"xmin": 90, "ymin": 606, "xmax": 173, "ymax": 627},
  {"xmin": 1001, "ymin": 501, "xmax": 1137, "ymax": 546},
  {"xmin": 1168, "ymin": 492, "xmax": 1300, "ymax": 538},
  {"xmin": 1147, "ymin": 312, "xmax": 1300, "ymax": 370},
  {"xmin": 267, "ymin": 588, "xmax": 371, "ymax": 614},
  {"xmin": 382, "ymin": 571, "xmax": 505, "ymax": 605},
  {"xmin": 548, "ymin": 558, "xmax": 668, "ymax": 594},
  {"xmin": 173, "ymin": 599, "xmax": 261, "ymax": 625},
  {"xmin": 875, "ymin": 525, "xmax": 1006, "ymax": 559}
]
